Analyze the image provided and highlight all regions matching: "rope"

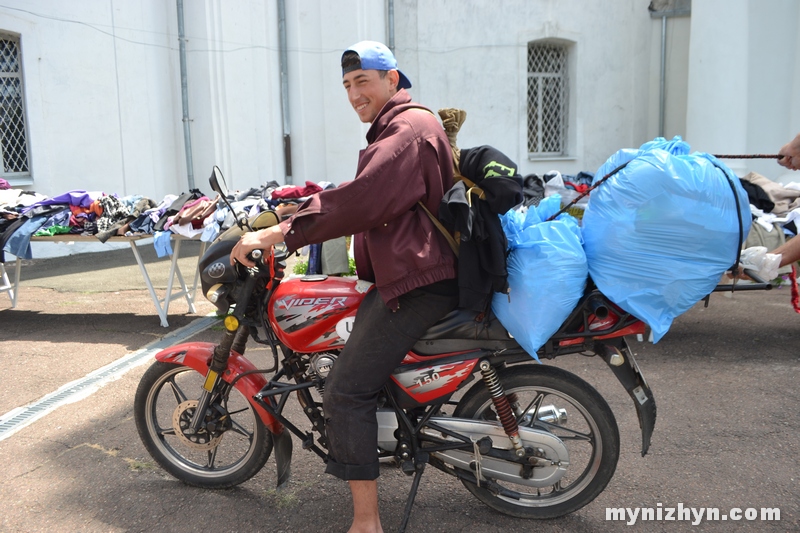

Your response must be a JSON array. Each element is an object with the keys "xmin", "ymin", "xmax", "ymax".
[
  {"xmin": 709, "ymin": 161, "xmax": 746, "ymax": 281},
  {"xmin": 546, "ymin": 153, "xmax": 781, "ymax": 223},
  {"xmin": 545, "ymin": 155, "xmax": 747, "ymax": 283},
  {"xmin": 712, "ymin": 154, "xmax": 780, "ymax": 159},
  {"xmin": 545, "ymin": 161, "xmax": 630, "ymax": 222},
  {"xmin": 791, "ymin": 264, "xmax": 800, "ymax": 314}
]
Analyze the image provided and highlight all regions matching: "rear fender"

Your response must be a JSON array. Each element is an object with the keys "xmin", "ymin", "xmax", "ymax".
[
  {"xmin": 155, "ymin": 342, "xmax": 284, "ymax": 435},
  {"xmin": 595, "ymin": 338, "xmax": 656, "ymax": 457}
]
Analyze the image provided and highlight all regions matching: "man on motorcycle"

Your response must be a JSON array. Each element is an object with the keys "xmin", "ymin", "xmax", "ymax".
[{"xmin": 231, "ymin": 41, "xmax": 458, "ymax": 533}]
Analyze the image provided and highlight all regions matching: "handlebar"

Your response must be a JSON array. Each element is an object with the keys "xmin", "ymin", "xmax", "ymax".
[{"xmin": 241, "ymin": 245, "xmax": 289, "ymax": 275}]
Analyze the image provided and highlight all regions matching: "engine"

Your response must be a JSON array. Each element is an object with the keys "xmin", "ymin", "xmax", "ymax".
[{"xmin": 308, "ymin": 352, "xmax": 339, "ymax": 394}]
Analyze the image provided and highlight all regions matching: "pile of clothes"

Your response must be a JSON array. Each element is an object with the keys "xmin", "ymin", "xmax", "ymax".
[
  {"xmin": 0, "ymin": 179, "xmax": 325, "ymax": 262},
  {"xmin": 739, "ymin": 171, "xmax": 800, "ymax": 265}
]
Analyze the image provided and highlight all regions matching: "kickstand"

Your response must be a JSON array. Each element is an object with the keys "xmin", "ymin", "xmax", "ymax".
[{"xmin": 398, "ymin": 454, "xmax": 428, "ymax": 533}]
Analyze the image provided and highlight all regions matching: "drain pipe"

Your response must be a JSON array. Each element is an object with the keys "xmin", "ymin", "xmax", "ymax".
[
  {"xmin": 648, "ymin": 0, "xmax": 691, "ymax": 139},
  {"xmin": 176, "ymin": 0, "xmax": 195, "ymax": 190},
  {"xmin": 277, "ymin": 0, "xmax": 293, "ymax": 184},
  {"xmin": 659, "ymin": 15, "xmax": 667, "ymax": 137},
  {"xmin": 387, "ymin": 0, "xmax": 395, "ymax": 51}
]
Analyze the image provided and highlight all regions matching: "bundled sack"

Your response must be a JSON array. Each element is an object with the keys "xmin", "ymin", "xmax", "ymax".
[
  {"xmin": 582, "ymin": 136, "xmax": 752, "ymax": 342},
  {"xmin": 492, "ymin": 196, "xmax": 588, "ymax": 361}
]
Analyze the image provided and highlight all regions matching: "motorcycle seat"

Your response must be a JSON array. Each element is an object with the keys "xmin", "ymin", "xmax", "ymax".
[{"xmin": 412, "ymin": 308, "xmax": 520, "ymax": 356}]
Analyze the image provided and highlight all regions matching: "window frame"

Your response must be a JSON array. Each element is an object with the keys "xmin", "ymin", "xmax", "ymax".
[
  {"xmin": 527, "ymin": 40, "xmax": 570, "ymax": 158},
  {"xmin": 0, "ymin": 31, "xmax": 31, "ymax": 180}
]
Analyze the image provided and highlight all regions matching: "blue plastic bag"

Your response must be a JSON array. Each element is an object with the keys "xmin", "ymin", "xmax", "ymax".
[
  {"xmin": 582, "ymin": 136, "xmax": 752, "ymax": 342},
  {"xmin": 492, "ymin": 197, "xmax": 588, "ymax": 361}
]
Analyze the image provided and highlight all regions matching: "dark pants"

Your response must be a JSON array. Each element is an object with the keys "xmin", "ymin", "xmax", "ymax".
[{"xmin": 323, "ymin": 279, "xmax": 459, "ymax": 480}]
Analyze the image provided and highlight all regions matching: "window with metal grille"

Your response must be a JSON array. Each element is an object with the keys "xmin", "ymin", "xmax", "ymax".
[
  {"xmin": 527, "ymin": 42, "xmax": 568, "ymax": 156},
  {"xmin": 0, "ymin": 34, "xmax": 29, "ymax": 176}
]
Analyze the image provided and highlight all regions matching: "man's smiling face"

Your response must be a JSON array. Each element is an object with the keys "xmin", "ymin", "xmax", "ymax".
[{"xmin": 342, "ymin": 68, "xmax": 399, "ymax": 123}]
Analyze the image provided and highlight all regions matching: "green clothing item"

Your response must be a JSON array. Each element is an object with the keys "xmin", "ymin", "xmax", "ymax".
[{"xmin": 34, "ymin": 224, "xmax": 72, "ymax": 237}]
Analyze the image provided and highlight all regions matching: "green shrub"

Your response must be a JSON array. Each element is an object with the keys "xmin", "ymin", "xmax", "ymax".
[{"xmin": 293, "ymin": 256, "xmax": 356, "ymax": 276}]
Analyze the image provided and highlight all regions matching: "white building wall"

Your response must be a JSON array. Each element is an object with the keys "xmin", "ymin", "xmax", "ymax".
[
  {"xmin": 686, "ymin": 0, "xmax": 800, "ymax": 181},
  {"xmin": 181, "ymin": 0, "xmax": 285, "ymax": 193},
  {"xmin": 744, "ymin": 0, "xmax": 800, "ymax": 182},
  {"xmin": 282, "ymin": 0, "xmax": 386, "ymax": 187},
  {"xmin": 0, "ymin": 0, "xmax": 386, "ymax": 199},
  {"xmin": 646, "ymin": 14, "xmax": 691, "ymax": 142},
  {"xmin": 393, "ymin": 0, "xmax": 655, "ymax": 178},
  {"xmin": 1, "ymin": 1, "xmax": 185, "ymax": 199},
  {"xmin": 5, "ymin": 0, "xmax": 799, "ymax": 205}
]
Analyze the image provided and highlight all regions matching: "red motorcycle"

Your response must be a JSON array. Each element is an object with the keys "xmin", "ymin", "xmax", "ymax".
[{"xmin": 134, "ymin": 168, "xmax": 656, "ymax": 531}]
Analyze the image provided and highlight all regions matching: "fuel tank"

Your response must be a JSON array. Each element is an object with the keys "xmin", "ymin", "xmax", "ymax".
[{"xmin": 267, "ymin": 276, "xmax": 373, "ymax": 352}]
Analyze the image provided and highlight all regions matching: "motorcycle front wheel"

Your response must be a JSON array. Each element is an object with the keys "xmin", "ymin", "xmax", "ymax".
[
  {"xmin": 134, "ymin": 361, "xmax": 273, "ymax": 488},
  {"xmin": 453, "ymin": 364, "xmax": 620, "ymax": 519}
]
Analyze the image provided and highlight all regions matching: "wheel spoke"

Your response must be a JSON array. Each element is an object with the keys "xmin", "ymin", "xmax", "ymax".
[
  {"xmin": 206, "ymin": 446, "xmax": 219, "ymax": 468},
  {"xmin": 167, "ymin": 376, "xmax": 189, "ymax": 404},
  {"xmin": 229, "ymin": 419, "xmax": 254, "ymax": 439},
  {"xmin": 158, "ymin": 428, "xmax": 176, "ymax": 437},
  {"xmin": 516, "ymin": 392, "xmax": 545, "ymax": 427},
  {"xmin": 535, "ymin": 419, "xmax": 592, "ymax": 441},
  {"xmin": 479, "ymin": 407, "xmax": 498, "ymax": 421}
]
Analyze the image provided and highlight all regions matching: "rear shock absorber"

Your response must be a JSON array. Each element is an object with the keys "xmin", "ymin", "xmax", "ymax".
[{"xmin": 479, "ymin": 360, "xmax": 525, "ymax": 457}]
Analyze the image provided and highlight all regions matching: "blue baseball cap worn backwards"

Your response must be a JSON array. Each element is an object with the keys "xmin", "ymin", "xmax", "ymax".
[{"xmin": 342, "ymin": 41, "xmax": 412, "ymax": 89}]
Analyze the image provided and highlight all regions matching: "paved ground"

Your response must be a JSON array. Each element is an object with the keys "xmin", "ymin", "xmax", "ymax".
[{"xmin": 1, "ymin": 246, "xmax": 799, "ymax": 532}]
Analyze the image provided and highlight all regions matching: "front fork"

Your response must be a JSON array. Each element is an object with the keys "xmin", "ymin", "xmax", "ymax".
[{"xmin": 187, "ymin": 320, "xmax": 251, "ymax": 434}]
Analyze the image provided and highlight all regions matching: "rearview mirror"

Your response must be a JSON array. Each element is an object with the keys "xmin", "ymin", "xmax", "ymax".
[
  {"xmin": 210, "ymin": 166, "xmax": 228, "ymax": 198},
  {"xmin": 209, "ymin": 166, "xmax": 250, "ymax": 231}
]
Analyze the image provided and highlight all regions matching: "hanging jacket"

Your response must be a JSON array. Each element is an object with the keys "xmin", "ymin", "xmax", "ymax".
[{"xmin": 439, "ymin": 145, "xmax": 523, "ymax": 311}]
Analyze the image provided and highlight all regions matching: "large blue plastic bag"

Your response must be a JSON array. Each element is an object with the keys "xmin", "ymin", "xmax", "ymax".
[
  {"xmin": 582, "ymin": 136, "xmax": 752, "ymax": 343},
  {"xmin": 492, "ymin": 196, "xmax": 588, "ymax": 361}
]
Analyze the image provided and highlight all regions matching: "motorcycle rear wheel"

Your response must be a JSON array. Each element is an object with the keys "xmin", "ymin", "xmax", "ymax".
[
  {"xmin": 453, "ymin": 364, "xmax": 619, "ymax": 519},
  {"xmin": 134, "ymin": 361, "xmax": 273, "ymax": 488}
]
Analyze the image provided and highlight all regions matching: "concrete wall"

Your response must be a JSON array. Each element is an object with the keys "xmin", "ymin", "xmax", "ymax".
[
  {"xmin": 393, "ymin": 0, "xmax": 654, "ymax": 178},
  {"xmin": 686, "ymin": 0, "xmax": 800, "ymax": 180},
  {"xmin": 1, "ymin": 1, "xmax": 184, "ymax": 199},
  {"xmin": 4, "ymin": 0, "xmax": 799, "ymax": 208},
  {"xmin": 647, "ymin": 14, "xmax": 691, "ymax": 142},
  {"xmin": 0, "ymin": 0, "xmax": 386, "ymax": 200}
]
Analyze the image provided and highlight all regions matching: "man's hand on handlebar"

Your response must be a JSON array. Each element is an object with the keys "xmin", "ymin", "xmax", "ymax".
[{"xmin": 230, "ymin": 225, "xmax": 285, "ymax": 268}]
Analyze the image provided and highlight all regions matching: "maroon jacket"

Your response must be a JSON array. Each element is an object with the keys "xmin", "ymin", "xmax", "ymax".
[{"xmin": 280, "ymin": 90, "xmax": 457, "ymax": 308}]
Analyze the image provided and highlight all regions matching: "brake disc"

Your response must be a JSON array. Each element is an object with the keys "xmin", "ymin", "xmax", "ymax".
[{"xmin": 172, "ymin": 400, "xmax": 224, "ymax": 451}]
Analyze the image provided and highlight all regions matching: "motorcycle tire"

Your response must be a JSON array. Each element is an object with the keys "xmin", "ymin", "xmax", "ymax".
[
  {"xmin": 134, "ymin": 361, "xmax": 273, "ymax": 489},
  {"xmin": 453, "ymin": 364, "xmax": 619, "ymax": 519}
]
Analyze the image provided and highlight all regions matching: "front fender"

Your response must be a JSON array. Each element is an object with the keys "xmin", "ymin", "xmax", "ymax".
[{"xmin": 155, "ymin": 342, "xmax": 284, "ymax": 435}]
